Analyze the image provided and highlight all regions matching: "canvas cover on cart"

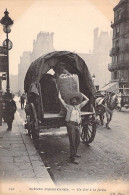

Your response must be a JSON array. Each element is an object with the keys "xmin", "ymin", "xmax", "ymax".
[{"xmin": 24, "ymin": 51, "xmax": 96, "ymax": 97}]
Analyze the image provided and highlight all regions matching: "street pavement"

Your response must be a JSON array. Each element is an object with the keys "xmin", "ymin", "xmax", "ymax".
[
  {"xmin": 37, "ymin": 109, "xmax": 129, "ymax": 186},
  {"xmin": 1, "ymin": 96, "xmax": 128, "ymax": 194},
  {"xmin": 0, "ymin": 97, "xmax": 55, "ymax": 194},
  {"xmin": 16, "ymin": 96, "xmax": 129, "ymax": 187}
]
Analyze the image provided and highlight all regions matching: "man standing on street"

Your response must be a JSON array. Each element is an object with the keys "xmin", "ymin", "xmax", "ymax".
[
  {"xmin": 20, "ymin": 94, "xmax": 26, "ymax": 109},
  {"xmin": 58, "ymin": 91, "xmax": 89, "ymax": 164},
  {"xmin": 4, "ymin": 93, "xmax": 17, "ymax": 131}
]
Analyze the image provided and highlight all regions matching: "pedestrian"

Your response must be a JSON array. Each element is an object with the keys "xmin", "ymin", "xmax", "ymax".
[
  {"xmin": 58, "ymin": 91, "xmax": 89, "ymax": 164},
  {"xmin": 20, "ymin": 94, "xmax": 25, "ymax": 109},
  {"xmin": 4, "ymin": 93, "xmax": 17, "ymax": 131},
  {"xmin": 117, "ymin": 92, "xmax": 122, "ymax": 110}
]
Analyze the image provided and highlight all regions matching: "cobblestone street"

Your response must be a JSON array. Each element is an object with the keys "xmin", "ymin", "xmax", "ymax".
[
  {"xmin": 38, "ymin": 109, "xmax": 129, "ymax": 186},
  {"xmin": 17, "ymin": 96, "xmax": 129, "ymax": 186}
]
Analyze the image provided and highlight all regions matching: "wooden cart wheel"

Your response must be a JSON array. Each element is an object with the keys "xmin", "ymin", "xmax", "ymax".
[
  {"xmin": 81, "ymin": 116, "xmax": 96, "ymax": 145},
  {"xmin": 29, "ymin": 103, "xmax": 39, "ymax": 143},
  {"xmin": 31, "ymin": 122, "xmax": 39, "ymax": 142},
  {"xmin": 26, "ymin": 115, "xmax": 31, "ymax": 137}
]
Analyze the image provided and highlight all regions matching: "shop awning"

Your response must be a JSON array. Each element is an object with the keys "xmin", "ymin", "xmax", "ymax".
[{"xmin": 100, "ymin": 82, "xmax": 119, "ymax": 93}]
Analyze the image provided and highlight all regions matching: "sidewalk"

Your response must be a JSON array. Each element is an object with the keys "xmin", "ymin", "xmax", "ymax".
[{"xmin": 0, "ymin": 109, "xmax": 55, "ymax": 192}]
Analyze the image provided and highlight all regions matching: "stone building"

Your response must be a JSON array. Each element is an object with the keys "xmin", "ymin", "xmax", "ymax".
[
  {"xmin": 18, "ymin": 32, "xmax": 55, "ymax": 92},
  {"xmin": 18, "ymin": 51, "xmax": 31, "ymax": 93},
  {"xmin": 18, "ymin": 29, "xmax": 112, "ymax": 92},
  {"xmin": 10, "ymin": 75, "xmax": 18, "ymax": 93},
  {"xmin": 79, "ymin": 28, "xmax": 112, "ymax": 88},
  {"xmin": 108, "ymin": 0, "xmax": 129, "ymax": 93},
  {"xmin": 30, "ymin": 32, "xmax": 55, "ymax": 63}
]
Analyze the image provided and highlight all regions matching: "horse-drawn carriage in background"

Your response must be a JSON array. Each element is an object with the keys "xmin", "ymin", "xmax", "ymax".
[
  {"xmin": 117, "ymin": 88, "xmax": 129, "ymax": 110},
  {"xmin": 94, "ymin": 87, "xmax": 119, "ymax": 128},
  {"xmin": 24, "ymin": 51, "xmax": 96, "ymax": 145},
  {"xmin": 120, "ymin": 94, "xmax": 129, "ymax": 109}
]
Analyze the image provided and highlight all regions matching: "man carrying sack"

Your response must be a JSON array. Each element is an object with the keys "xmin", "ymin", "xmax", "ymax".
[{"xmin": 58, "ymin": 91, "xmax": 89, "ymax": 164}]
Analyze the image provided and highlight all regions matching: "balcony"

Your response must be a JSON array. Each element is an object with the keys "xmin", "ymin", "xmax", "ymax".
[
  {"xmin": 111, "ymin": 12, "xmax": 129, "ymax": 28},
  {"xmin": 110, "ymin": 78, "xmax": 128, "ymax": 84},
  {"xmin": 109, "ymin": 46, "xmax": 119, "ymax": 56},
  {"xmin": 108, "ymin": 60, "xmax": 129, "ymax": 71},
  {"xmin": 108, "ymin": 63, "xmax": 117, "ymax": 71}
]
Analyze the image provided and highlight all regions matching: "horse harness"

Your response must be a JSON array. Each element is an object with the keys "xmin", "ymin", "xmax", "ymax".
[{"xmin": 105, "ymin": 95, "xmax": 117, "ymax": 111}]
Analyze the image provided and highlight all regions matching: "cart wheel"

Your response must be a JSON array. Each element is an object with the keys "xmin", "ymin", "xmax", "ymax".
[
  {"xmin": 31, "ymin": 123, "xmax": 39, "ymax": 143},
  {"xmin": 25, "ymin": 116, "xmax": 31, "ymax": 137},
  {"xmin": 81, "ymin": 119, "xmax": 96, "ymax": 145},
  {"xmin": 28, "ymin": 103, "xmax": 39, "ymax": 144}
]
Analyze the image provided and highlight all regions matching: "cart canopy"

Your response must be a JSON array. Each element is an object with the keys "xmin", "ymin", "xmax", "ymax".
[{"xmin": 24, "ymin": 51, "xmax": 96, "ymax": 96}]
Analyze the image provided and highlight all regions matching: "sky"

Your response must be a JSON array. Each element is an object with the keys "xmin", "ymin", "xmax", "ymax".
[{"xmin": 0, "ymin": 0, "xmax": 119, "ymax": 75}]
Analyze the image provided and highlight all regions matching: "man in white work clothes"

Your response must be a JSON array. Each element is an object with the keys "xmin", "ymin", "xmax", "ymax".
[{"xmin": 58, "ymin": 91, "xmax": 89, "ymax": 164}]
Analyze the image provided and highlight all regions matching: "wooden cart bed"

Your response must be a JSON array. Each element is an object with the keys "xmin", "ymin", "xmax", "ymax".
[{"xmin": 43, "ymin": 112, "xmax": 94, "ymax": 119}]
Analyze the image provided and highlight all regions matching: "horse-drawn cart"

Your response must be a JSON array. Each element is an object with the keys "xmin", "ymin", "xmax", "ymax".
[{"xmin": 24, "ymin": 51, "xmax": 96, "ymax": 145}]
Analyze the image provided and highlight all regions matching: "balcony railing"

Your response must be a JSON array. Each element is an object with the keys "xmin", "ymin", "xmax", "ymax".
[
  {"xmin": 109, "ymin": 46, "xmax": 119, "ymax": 56},
  {"xmin": 108, "ymin": 63, "xmax": 117, "ymax": 71},
  {"xmin": 108, "ymin": 60, "xmax": 129, "ymax": 71},
  {"xmin": 111, "ymin": 12, "xmax": 129, "ymax": 28},
  {"xmin": 110, "ymin": 44, "xmax": 129, "ymax": 56},
  {"xmin": 110, "ymin": 79, "xmax": 128, "ymax": 84}
]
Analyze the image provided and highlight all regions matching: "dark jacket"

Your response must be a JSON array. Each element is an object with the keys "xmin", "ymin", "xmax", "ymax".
[
  {"xmin": 4, "ymin": 100, "xmax": 17, "ymax": 121},
  {"xmin": 20, "ymin": 95, "xmax": 25, "ymax": 103}
]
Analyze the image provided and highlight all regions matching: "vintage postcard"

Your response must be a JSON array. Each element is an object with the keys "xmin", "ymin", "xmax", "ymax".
[{"xmin": 0, "ymin": 0, "xmax": 129, "ymax": 194}]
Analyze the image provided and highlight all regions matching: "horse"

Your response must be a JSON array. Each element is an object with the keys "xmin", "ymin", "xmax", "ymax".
[{"xmin": 95, "ymin": 93, "xmax": 118, "ymax": 129}]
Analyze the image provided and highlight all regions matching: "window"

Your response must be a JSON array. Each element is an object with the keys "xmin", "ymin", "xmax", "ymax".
[
  {"xmin": 116, "ymin": 9, "xmax": 122, "ymax": 20},
  {"xmin": 114, "ymin": 55, "xmax": 119, "ymax": 63},
  {"xmin": 115, "ymin": 41, "xmax": 119, "ymax": 53},
  {"xmin": 115, "ymin": 40, "xmax": 119, "ymax": 47},
  {"xmin": 116, "ymin": 26, "xmax": 120, "ymax": 37},
  {"xmin": 114, "ymin": 71, "xmax": 117, "ymax": 80},
  {"xmin": 116, "ymin": 55, "xmax": 119, "ymax": 62},
  {"xmin": 113, "ymin": 56, "xmax": 115, "ymax": 63}
]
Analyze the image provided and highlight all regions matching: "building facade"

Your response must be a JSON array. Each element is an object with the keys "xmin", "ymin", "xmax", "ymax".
[
  {"xmin": 18, "ymin": 29, "xmax": 112, "ymax": 92},
  {"xmin": 80, "ymin": 28, "xmax": 112, "ymax": 88},
  {"xmin": 2, "ymin": 75, "xmax": 18, "ymax": 93},
  {"xmin": 18, "ymin": 32, "xmax": 55, "ymax": 92},
  {"xmin": 108, "ymin": 0, "xmax": 129, "ymax": 92},
  {"xmin": 18, "ymin": 51, "xmax": 31, "ymax": 92},
  {"xmin": 30, "ymin": 32, "xmax": 54, "ymax": 63}
]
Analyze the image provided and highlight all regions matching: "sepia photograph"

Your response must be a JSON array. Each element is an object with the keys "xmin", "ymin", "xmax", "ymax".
[{"xmin": 0, "ymin": 0, "xmax": 129, "ymax": 194}]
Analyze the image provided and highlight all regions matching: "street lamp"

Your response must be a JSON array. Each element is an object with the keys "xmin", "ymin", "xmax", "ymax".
[{"xmin": 0, "ymin": 9, "xmax": 13, "ymax": 94}]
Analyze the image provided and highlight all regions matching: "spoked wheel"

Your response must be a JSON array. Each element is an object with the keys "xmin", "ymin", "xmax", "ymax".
[
  {"xmin": 25, "ymin": 103, "xmax": 39, "ymax": 146},
  {"xmin": 81, "ymin": 116, "xmax": 96, "ymax": 145},
  {"xmin": 25, "ymin": 116, "xmax": 39, "ymax": 142},
  {"xmin": 31, "ymin": 122, "xmax": 39, "ymax": 143},
  {"xmin": 25, "ymin": 115, "xmax": 31, "ymax": 137}
]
